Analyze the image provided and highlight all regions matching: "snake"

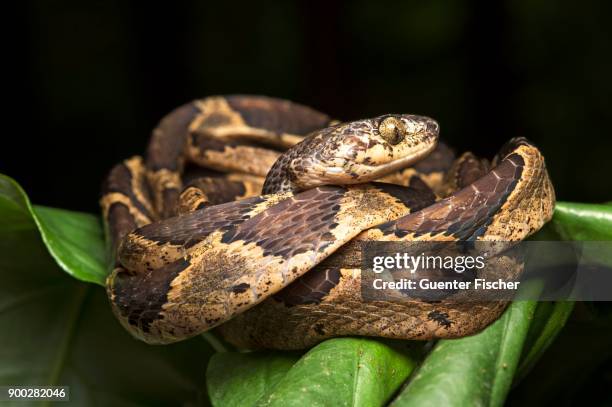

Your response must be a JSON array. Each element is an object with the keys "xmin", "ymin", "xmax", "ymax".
[{"xmin": 101, "ymin": 95, "xmax": 555, "ymax": 349}]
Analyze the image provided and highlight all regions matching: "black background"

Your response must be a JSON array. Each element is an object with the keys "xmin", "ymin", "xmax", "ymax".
[
  {"xmin": 4, "ymin": 1, "xmax": 612, "ymax": 213},
  {"xmin": 3, "ymin": 2, "xmax": 612, "ymax": 404}
]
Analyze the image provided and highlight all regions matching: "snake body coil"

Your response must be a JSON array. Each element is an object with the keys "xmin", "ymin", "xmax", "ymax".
[{"xmin": 101, "ymin": 95, "xmax": 555, "ymax": 349}]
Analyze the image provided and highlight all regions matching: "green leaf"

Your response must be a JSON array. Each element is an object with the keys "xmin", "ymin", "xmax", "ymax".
[
  {"xmin": 0, "ymin": 176, "xmax": 33, "ymax": 231},
  {"xmin": 3, "ymin": 176, "xmax": 610, "ymax": 406},
  {"xmin": 551, "ymin": 201, "xmax": 612, "ymax": 240},
  {"xmin": 207, "ymin": 352, "xmax": 300, "ymax": 407},
  {"xmin": 253, "ymin": 338, "xmax": 418, "ymax": 407},
  {"xmin": 514, "ymin": 222, "xmax": 575, "ymax": 380},
  {"xmin": 392, "ymin": 201, "xmax": 612, "ymax": 406},
  {"xmin": 391, "ymin": 301, "xmax": 537, "ymax": 407},
  {"xmin": 0, "ymin": 174, "xmax": 107, "ymax": 285},
  {"xmin": 551, "ymin": 201, "xmax": 612, "ymax": 269},
  {"xmin": 515, "ymin": 301, "xmax": 574, "ymax": 381},
  {"xmin": 506, "ymin": 201, "xmax": 611, "ymax": 403},
  {"xmin": 0, "ymin": 174, "xmax": 215, "ymax": 406},
  {"xmin": 32, "ymin": 206, "xmax": 108, "ymax": 285}
]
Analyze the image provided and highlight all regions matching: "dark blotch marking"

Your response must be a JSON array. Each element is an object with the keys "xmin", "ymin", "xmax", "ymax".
[
  {"xmin": 136, "ymin": 195, "xmax": 267, "ymax": 248},
  {"xmin": 454, "ymin": 153, "xmax": 489, "ymax": 188},
  {"xmin": 389, "ymin": 145, "xmax": 526, "ymax": 240},
  {"xmin": 230, "ymin": 283, "xmax": 251, "ymax": 294},
  {"xmin": 102, "ymin": 162, "xmax": 154, "ymax": 220},
  {"xmin": 146, "ymin": 102, "xmax": 199, "ymax": 171},
  {"xmin": 428, "ymin": 310, "xmax": 453, "ymax": 329},
  {"xmin": 222, "ymin": 186, "xmax": 344, "ymax": 259},
  {"xmin": 112, "ymin": 258, "xmax": 191, "ymax": 333},
  {"xmin": 182, "ymin": 164, "xmax": 224, "ymax": 183},
  {"xmin": 413, "ymin": 142, "xmax": 455, "ymax": 174},
  {"xmin": 107, "ymin": 203, "xmax": 137, "ymax": 254},
  {"xmin": 314, "ymin": 324, "xmax": 326, "ymax": 336},
  {"xmin": 184, "ymin": 176, "xmax": 247, "ymax": 205},
  {"xmin": 189, "ymin": 133, "xmax": 228, "ymax": 152},
  {"xmin": 161, "ymin": 187, "xmax": 180, "ymax": 219},
  {"xmin": 225, "ymin": 95, "xmax": 331, "ymax": 136},
  {"xmin": 493, "ymin": 137, "xmax": 531, "ymax": 164},
  {"xmin": 274, "ymin": 268, "xmax": 341, "ymax": 306}
]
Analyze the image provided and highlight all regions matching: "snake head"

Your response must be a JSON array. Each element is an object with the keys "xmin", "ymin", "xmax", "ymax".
[
  {"xmin": 354, "ymin": 114, "xmax": 439, "ymax": 173},
  {"xmin": 281, "ymin": 114, "xmax": 439, "ymax": 190}
]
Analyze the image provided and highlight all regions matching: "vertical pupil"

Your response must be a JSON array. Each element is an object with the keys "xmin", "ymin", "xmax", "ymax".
[{"xmin": 393, "ymin": 126, "xmax": 401, "ymax": 140}]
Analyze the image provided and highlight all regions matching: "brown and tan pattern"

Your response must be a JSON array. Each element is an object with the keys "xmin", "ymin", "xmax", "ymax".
[
  {"xmin": 101, "ymin": 95, "xmax": 555, "ymax": 349},
  {"xmin": 100, "ymin": 156, "xmax": 156, "ymax": 253},
  {"xmin": 262, "ymin": 114, "xmax": 438, "ymax": 193},
  {"xmin": 186, "ymin": 133, "xmax": 282, "ymax": 176},
  {"xmin": 216, "ymin": 138, "xmax": 554, "ymax": 348},
  {"xmin": 190, "ymin": 95, "xmax": 331, "ymax": 148},
  {"xmin": 219, "ymin": 271, "xmax": 510, "ymax": 349},
  {"xmin": 144, "ymin": 95, "xmax": 332, "ymax": 217},
  {"xmin": 109, "ymin": 184, "xmax": 421, "ymax": 343},
  {"xmin": 177, "ymin": 173, "xmax": 265, "ymax": 214}
]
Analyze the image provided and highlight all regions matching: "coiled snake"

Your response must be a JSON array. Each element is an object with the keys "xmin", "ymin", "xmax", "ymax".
[{"xmin": 101, "ymin": 95, "xmax": 555, "ymax": 349}]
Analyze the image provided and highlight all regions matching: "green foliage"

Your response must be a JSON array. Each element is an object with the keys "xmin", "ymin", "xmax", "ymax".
[
  {"xmin": 0, "ymin": 172, "xmax": 609, "ymax": 406},
  {"xmin": 552, "ymin": 202, "xmax": 612, "ymax": 241},
  {"xmin": 515, "ymin": 301, "xmax": 575, "ymax": 381},
  {"xmin": 207, "ymin": 339, "xmax": 418, "ymax": 407},
  {"xmin": 207, "ymin": 351, "xmax": 301, "ymax": 406},
  {"xmin": 254, "ymin": 338, "xmax": 416, "ymax": 407},
  {"xmin": 0, "ymin": 175, "xmax": 214, "ymax": 406},
  {"xmin": 392, "ymin": 300, "xmax": 537, "ymax": 406},
  {"xmin": 0, "ymin": 175, "xmax": 107, "ymax": 285}
]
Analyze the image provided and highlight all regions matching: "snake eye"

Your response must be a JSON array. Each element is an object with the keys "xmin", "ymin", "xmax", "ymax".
[{"xmin": 378, "ymin": 116, "xmax": 406, "ymax": 145}]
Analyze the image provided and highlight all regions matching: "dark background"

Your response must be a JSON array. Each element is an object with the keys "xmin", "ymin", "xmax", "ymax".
[
  {"xmin": 4, "ymin": 0, "xmax": 611, "ymax": 214},
  {"xmin": 3, "ymin": 1, "xmax": 612, "ymax": 405}
]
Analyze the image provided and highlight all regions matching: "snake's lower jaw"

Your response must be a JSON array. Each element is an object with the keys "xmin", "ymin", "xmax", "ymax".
[{"xmin": 363, "ymin": 141, "xmax": 439, "ymax": 181}]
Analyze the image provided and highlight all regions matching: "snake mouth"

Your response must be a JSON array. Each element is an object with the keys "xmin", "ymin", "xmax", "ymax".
[
  {"xmin": 359, "ymin": 137, "xmax": 439, "ymax": 180},
  {"xmin": 320, "ymin": 137, "xmax": 438, "ymax": 186}
]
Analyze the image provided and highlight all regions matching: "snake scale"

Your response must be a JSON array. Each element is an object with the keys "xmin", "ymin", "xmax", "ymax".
[{"xmin": 101, "ymin": 95, "xmax": 555, "ymax": 349}]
